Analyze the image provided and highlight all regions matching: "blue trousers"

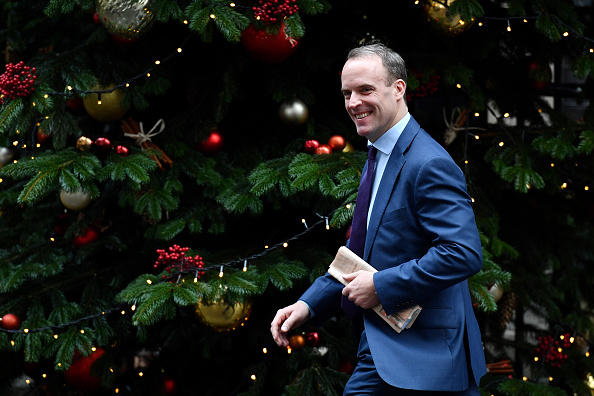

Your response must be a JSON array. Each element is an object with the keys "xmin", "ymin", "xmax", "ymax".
[{"xmin": 343, "ymin": 330, "xmax": 479, "ymax": 396}]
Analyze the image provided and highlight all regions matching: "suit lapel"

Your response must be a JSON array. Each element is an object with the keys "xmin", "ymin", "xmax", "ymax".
[{"xmin": 364, "ymin": 116, "xmax": 421, "ymax": 261}]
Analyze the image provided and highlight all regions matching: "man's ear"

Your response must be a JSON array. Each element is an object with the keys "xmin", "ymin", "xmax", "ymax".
[{"xmin": 394, "ymin": 79, "xmax": 406, "ymax": 100}]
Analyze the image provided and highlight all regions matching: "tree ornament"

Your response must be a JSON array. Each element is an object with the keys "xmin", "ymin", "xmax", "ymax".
[
  {"xmin": 527, "ymin": 60, "xmax": 552, "ymax": 91},
  {"xmin": 154, "ymin": 244, "xmax": 204, "ymax": 281},
  {"xmin": 406, "ymin": 69, "xmax": 440, "ymax": 102},
  {"xmin": 279, "ymin": 98, "xmax": 308, "ymax": 125},
  {"xmin": 64, "ymin": 348, "xmax": 105, "ymax": 390},
  {"xmin": 535, "ymin": 333, "xmax": 572, "ymax": 368},
  {"xmin": 305, "ymin": 331, "xmax": 319, "ymax": 347},
  {"xmin": 342, "ymin": 141, "xmax": 354, "ymax": 152},
  {"xmin": 1, "ymin": 313, "xmax": 21, "ymax": 330},
  {"xmin": 241, "ymin": 22, "xmax": 299, "ymax": 63},
  {"xmin": 338, "ymin": 359, "xmax": 354, "ymax": 374},
  {"xmin": 328, "ymin": 135, "xmax": 346, "ymax": 151},
  {"xmin": 253, "ymin": 0, "xmax": 299, "ymax": 25},
  {"xmin": 303, "ymin": 139, "xmax": 320, "ymax": 154},
  {"xmin": 162, "ymin": 374, "xmax": 177, "ymax": 395},
  {"xmin": 72, "ymin": 226, "xmax": 100, "ymax": 247},
  {"xmin": 315, "ymin": 144, "xmax": 332, "ymax": 155},
  {"xmin": 195, "ymin": 294, "xmax": 252, "ymax": 332},
  {"xmin": 494, "ymin": 291, "xmax": 517, "ymax": 331},
  {"xmin": 122, "ymin": 118, "xmax": 173, "ymax": 169},
  {"xmin": 94, "ymin": 137, "xmax": 113, "ymax": 152},
  {"xmin": 83, "ymin": 83, "xmax": 130, "ymax": 122},
  {"xmin": 96, "ymin": 0, "xmax": 155, "ymax": 39},
  {"xmin": 423, "ymin": 0, "xmax": 475, "ymax": 35},
  {"xmin": 115, "ymin": 145, "xmax": 129, "ymax": 156},
  {"xmin": 488, "ymin": 283, "xmax": 504, "ymax": 303},
  {"xmin": 66, "ymin": 96, "xmax": 84, "ymax": 112},
  {"xmin": 36, "ymin": 128, "xmax": 51, "ymax": 144},
  {"xmin": 0, "ymin": 146, "xmax": 19, "ymax": 168},
  {"xmin": 77, "ymin": 136, "xmax": 93, "ymax": 151},
  {"xmin": 60, "ymin": 189, "xmax": 92, "ymax": 211},
  {"xmin": 0, "ymin": 61, "xmax": 37, "ymax": 104},
  {"xmin": 289, "ymin": 334, "xmax": 306, "ymax": 350},
  {"xmin": 197, "ymin": 129, "xmax": 224, "ymax": 155}
]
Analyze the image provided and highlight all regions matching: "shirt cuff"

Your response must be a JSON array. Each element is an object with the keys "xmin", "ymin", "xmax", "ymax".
[{"xmin": 297, "ymin": 299, "xmax": 314, "ymax": 319}]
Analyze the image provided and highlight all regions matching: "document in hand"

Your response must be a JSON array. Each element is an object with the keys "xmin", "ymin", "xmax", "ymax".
[{"xmin": 328, "ymin": 246, "xmax": 422, "ymax": 333}]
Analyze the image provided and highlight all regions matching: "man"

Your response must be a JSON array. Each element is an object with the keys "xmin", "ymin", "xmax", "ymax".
[{"xmin": 270, "ymin": 42, "xmax": 487, "ymax": 395}]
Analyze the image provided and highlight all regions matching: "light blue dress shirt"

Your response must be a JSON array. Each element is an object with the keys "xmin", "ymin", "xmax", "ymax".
[{"xmin": 367, "ymin": 112, "xmax": 411, "ymax": 227}]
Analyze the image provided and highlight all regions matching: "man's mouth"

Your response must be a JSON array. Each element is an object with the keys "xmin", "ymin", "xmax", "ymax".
[{"xmin": 355, "ymin": 112, "xmax": 371, "ymax": 120}]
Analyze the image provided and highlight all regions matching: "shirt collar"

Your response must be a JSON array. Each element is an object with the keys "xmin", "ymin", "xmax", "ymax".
[{"xmin": 368, "ymin": 112, "xmax": 411, "ymax": 155}]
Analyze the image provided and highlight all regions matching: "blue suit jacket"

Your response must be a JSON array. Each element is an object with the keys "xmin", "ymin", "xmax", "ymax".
[{"xmin": 300, "ymin": 116, "xmax": 487, "ymax": 391}]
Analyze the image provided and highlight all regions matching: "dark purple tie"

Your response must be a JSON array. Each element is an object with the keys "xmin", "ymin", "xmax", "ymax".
[{"xmin": 342, "ymin": 145, "xmax": 377, "ymax": 319}]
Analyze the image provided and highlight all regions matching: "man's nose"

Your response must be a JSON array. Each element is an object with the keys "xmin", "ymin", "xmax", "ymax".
[{"xmin": 348, "ymin": 94, "xmax": 362, "ymax": 108}]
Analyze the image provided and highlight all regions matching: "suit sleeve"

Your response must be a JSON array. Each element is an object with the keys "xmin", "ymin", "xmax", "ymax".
[
  {"xmin": 373, "ymin": 155, "xmax": 482, "ymax": 316},
  {"xmin": 299, "ymin": 272, "xmax": 343, "ymax": 325}
]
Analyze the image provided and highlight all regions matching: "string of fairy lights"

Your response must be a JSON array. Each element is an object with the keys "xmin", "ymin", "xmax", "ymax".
[{"xmin": 0, "ymin": 207, "xmax": 339, "ymax": 336}]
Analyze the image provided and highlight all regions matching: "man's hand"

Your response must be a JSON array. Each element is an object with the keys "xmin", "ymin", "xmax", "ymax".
[
  {"xmin": 270, "ymin": 301, "xmax": 310, "ymax": 348},
  {"xmin": 342, "ymin": 270, "xmax": 380, "ymax": 309}
]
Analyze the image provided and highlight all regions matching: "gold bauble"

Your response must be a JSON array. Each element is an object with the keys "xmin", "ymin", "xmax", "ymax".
[
  {"xmin": 60, "ymin": 189, "xmax": 92, "ymax": 211},
  {"xmin": 195, "ymin": 297, "xmax": 252, "ymax": 332},
  {"xmin": 83, "ymin": 84, "xmax": 130, "ymax": 122},
  {"xmin": 423, "ymin": 0, "xmax": 475, "ymax": 35},
  {"xmin": 342, "ymin": 141, "xmax": 354, "ymax": 153},
  {"xmin": 77, "ymin": 136, "xmax": 93, "ymax": 151}
]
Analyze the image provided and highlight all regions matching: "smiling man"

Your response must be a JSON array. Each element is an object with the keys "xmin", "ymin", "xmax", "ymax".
[{"xmin": 271, "ymin": 42, "xmax": 487, "ymax": 395}]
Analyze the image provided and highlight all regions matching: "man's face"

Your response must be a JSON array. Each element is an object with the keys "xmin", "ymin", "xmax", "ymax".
[{"xmin": 341, "ymin": 55, "xmax": 402, "ymax": 143}]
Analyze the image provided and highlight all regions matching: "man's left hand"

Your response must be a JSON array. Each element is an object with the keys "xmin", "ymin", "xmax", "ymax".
[{"xmin": 342, "ymin": 271, "xmax": 380, "ymax": 309}]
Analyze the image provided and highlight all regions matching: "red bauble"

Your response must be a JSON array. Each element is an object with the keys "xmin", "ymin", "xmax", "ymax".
[
  {"xmin": 111, "ymin": 35, "xmax": 139, "ymax": 47},
  {"xmin": 241, "ymin": 23, "xmax": 299, "ymax": 63},
  {"xmin": 315, "ymin": 144, "xmax": 332, "ymax": 155},
  {"xmin": 65, "ymin": 348, "xmax": 105, "ymax": 390},
  {"xmin": 527, "ymin": 60, "xmax": 552, "ymax": 91},
  {"xmin": 1, "ymin": 313, "xmax": 21, "ymax": 330},
  {"xmin": 94, "ymin": 137, "xmax": 113, "ymax": 152},
  {"xmin": 338, "ymin": 359, "xmax": 354, "ymax": 374},
  {"xmin": 36, "ymin": 129, "xmax": 51, "ymax": 144},
  {"xmin": 115, "ymin": 145, "xmax": 129, "ymax": 157},
  {"xmin": 197, "ymin": 130, "xmax": 224, "ymax": 154},
  {"xmin": 304, "ymin": 139, "xmax": 320, "ymax": 154},
  {"xmin": 162, "ymin": 374, "xmax": 177, "ymax": 395},
  {"xmin": 66, "ymin": 97, "xmax": 84, "ymax": 112},
  {"xmin": 305, "ymin": 331, "xmax": 319, "ymax": 347},
  {"xmin": 72, "ymin": 226, "xmax": 100, "ymax": 248},
  {"xmin": 328, "ymin": 135, "xmax": 346, "ymax": 151}
]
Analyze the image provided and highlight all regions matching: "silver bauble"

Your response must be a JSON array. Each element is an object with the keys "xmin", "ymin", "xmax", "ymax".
[
  {"xmin": 279, "ymin": 99, "xmax": 309, "ymax": 125},
  {"xmin": 60, "ymin": 189, "xmax": 92, "ymax": 211},
  {"xmin": 96, "ymin": 0, "xmax": 155, "ymax": 39},
  {"xmin": 0, "ymin": 147, "xmax": 18, "ymax": 168},
  {"xmin": 488, "ymin": 283, "xmax": 504, "ymax": 303}
]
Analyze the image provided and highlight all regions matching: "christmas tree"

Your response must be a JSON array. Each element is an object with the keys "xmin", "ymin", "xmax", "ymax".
[{"xmin": 0, "ymin": 0, "xmax": 593, "ymax": 394}]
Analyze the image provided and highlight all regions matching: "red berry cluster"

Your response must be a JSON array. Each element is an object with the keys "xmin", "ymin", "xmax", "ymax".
[
  {"xmin": 154, "ymin": 245, "xmax": 205, "ymax": 280},
  {"xmin": 0, "ymin": 61, "xmax": 37, "ymax": 104},
  {"xmin": 406, "ymin": 71, "xmax": 440, "ymax": 102},
  {"xmin": 253, "ymin": 0, "xmax": 299, "ymax": 24},
  {"xmin": 535, "ymin": 333, "xmax": 572, "ymax": 368}
]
